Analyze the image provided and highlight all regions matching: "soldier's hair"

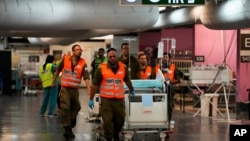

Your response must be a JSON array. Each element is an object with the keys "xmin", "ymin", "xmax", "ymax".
[
  {"xmin": 121, "ymin": 42, "xmax": 129, "ymax": 49},
  {"xmin": 72, "ymin": 44, "xmax": 80, "ymax": 51},
  {"xmin": 163, "ymin": 52, "xmax": 171, "ymax": 58},
  {"xmin": 107, "ymin": 48, "xmax": 117, "ymax": 54},
  {"xmin": 98, "ymin": 48, "xmax": 105, "ymax": 52}
]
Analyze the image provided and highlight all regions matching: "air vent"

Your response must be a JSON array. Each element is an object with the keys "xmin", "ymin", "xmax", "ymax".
[{"xmin": 7, "ymin": 37, "xmax": 30, "ymax": 46}]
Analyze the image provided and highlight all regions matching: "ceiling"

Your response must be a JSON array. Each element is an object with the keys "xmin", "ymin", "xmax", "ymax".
[{"xmin": 1, "ymin": 0, "xmax": 250, "ymax": 46}]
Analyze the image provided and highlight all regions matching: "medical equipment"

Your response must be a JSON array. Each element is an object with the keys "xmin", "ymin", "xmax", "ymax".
[
  {"xmin": 189, "ymin": 65, "xmax": 234, "ymax": 121},
  {"xmin": 23, "ymin": 71, "xmax": 40, "ymax": 96}
]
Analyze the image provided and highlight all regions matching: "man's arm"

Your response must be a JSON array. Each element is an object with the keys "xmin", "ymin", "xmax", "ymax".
[
  {"xmin": 89, "ymin": 68, "xmax": 102, "ymax": 100},
  {"xmin": 90, "ymin": 59, "xmax": 95, "ymax": 77},
  {"xmin": 171, "ymin": 68, "xmax": 182, "ymax": 85},
  {"xmin": 124, "ymin": 66, "xmax": 134, "ymax": 92},
  {"xmin": 51, "ymin": 59, "xmax": 63, "ymax": 87},
  {"xmin": 125, "ymin": 80, "xmax": 134, "ymax": 93},
  {"xmin": 89, "ymin": 84, "xmax": 98, "ymax": 100},
  {"xmin": 82, "ymin": 64, "xmax": 91, "ymax": 95}
]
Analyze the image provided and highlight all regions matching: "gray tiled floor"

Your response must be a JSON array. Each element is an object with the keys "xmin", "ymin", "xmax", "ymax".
[{"xmin": 0, "ymin": 88, "xmax": 247, "ymax": 141}]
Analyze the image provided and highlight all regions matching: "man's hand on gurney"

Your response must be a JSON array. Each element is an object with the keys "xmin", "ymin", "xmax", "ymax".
[
  {"xmin": 130, "ymin": 90, "xmax": 135, "ymax": 96},
  {"xmin": 88, "ymin": 100, "xmax": 94, "ymax": 109}
]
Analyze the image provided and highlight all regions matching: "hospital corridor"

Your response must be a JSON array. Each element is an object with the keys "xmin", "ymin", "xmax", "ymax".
[{"xmin": 0, "ymin": 88, "xmax": 247, "ymax": 141}]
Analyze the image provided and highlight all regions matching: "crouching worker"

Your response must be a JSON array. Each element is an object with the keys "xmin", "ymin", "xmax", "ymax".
[{"xmin": 89, "ymin": 48, "xmax": 135, "ymax": 141}]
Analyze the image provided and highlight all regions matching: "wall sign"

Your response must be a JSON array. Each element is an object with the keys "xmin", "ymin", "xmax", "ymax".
[
  {"xmin": 240, "ymin": 34, "xmax": 250, "ymax": 50},
  {"xmin": 241, "ymin": 56, "xmax": 250, "ymax": 63},
  {"xmin": 28, "ymin": 56, "xmax": 39, "ymax": 62},
  {"xmin": 194, "ymin": 56, "xmax": 204, "ymax": 62},
  {"xmin": 120, "ymin": 0, "xmax": 205, "ymax": 6}
]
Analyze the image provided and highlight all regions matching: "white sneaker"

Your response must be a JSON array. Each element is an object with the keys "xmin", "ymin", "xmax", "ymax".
[{"xmin": 48, "ymin": 114, "xmax": 57, "ymax": 118}]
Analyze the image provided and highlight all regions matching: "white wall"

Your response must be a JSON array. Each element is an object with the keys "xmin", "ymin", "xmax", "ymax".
[
  {"xmin": 12, "ymin": 49, "xmax": 48, "ymax": 72},
  {"xmin": 112, "ymin": 36, "xmax": 139, "ymax": 57}
]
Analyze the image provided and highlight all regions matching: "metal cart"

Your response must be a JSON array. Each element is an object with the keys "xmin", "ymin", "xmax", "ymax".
[{"xmin": 23, "ymin": 71, "xmax": 40, "ymax": 96}]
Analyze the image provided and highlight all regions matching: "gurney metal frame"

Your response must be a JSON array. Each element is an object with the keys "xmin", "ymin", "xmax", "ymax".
[{"xmin": 122, "ymin": 93, "xmax": 172, "ymax": 141}]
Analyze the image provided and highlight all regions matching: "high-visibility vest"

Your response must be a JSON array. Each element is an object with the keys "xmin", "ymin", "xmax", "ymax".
[
  {"xmin": 94, "ymin": 57, "xmax": 108, "ymax": 68},
  {"xmin": 60, "ymin": 55, "xmax": 86, "ymax": 88},
  {"xmin": 139, "ymin": 66, "xmax": 152, "ymax": 79},
  {"xmin": 39, "ymin": 63, "xmax": 53, "ymax": 88},
  {"xmin": 163, "ymin": 64, "xmax": 176, "ymax": 82},
  {"xmin": 99, "ymin": 62, "xmax": 125, "ymax": 99}
]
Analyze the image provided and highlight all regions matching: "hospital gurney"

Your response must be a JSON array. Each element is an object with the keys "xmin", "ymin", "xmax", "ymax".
[
  {"xmin": 89, "ymin": 80, "xmax": 165, "ymax": 122},
  {"xmin": 95, "ymin": 80, "xmax": 174, "ymax": 141},
  {"xmin": 122, "ymin": 93, "xmax": 172, "ymax": 141}
]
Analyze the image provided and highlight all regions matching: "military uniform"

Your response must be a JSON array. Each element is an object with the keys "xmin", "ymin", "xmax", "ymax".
[
  {"xmin": 57, "ymin": 56, "xmax": 90, "ymax": 136},
  {"xmin": 92, "ymin": 62, "xmax": 130, "ymax": 140},
  {"xmin": 118, "ymin": 55, "xmax": 140, "ymax": 80}
]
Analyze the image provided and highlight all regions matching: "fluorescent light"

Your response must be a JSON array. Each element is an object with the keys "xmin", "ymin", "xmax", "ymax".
[
  {"xmin": 91, "ymin": 35, "xmax": 114, "ymax": 40},
  {"xmin": 158, "ymin": 7, "xmax": 166, "ymax": 11}
]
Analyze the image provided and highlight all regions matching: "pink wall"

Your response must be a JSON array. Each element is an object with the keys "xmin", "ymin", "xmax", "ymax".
[
  {"xmin": 139, "ymin": 25, "xmax": 249, "ymax": 102},
  {"xmin": 139, "ymin": 31, "xmax": 161, "ymax": 50},
  {"xmin": 238, "ymin": 63, "xmax": 250, "ymax": 102},
  {"xmin": 194, "ymin": 24, "xmax": 237, "ymax": 73},
  {"xmin": 139, "ymin": 28, "xmax": 194, "ymax": 65},
  {"xmin": 138, "ymin": 31, "xmax": 161, "ymax": 65},
  {"xmin": 194, "ymin": 24, "xmax": 250, "ymax": 101},
  {"xmin": 139, "ymin": 28, "xmax": 194, "ymax": 53}
]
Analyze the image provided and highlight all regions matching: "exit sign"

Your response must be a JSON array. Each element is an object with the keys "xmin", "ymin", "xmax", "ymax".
[{"xmin": 120, "ymin": 0, "xmax": 205, "ymax": 6}]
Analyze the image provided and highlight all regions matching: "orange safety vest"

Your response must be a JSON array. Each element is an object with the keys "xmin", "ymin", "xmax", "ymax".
[
  {"xmin": 99, "ymin": 62, "xmax": 125, "ymax": 99},
  {"xmin": 163, "ymin": 64, "xmax": 176, "ymax": 82},
  {"xmin": 139, "ymin": 66, "xmax": 152, "ymax": 79},
  {"xmin": 60, "ymin": 55, "xmax": 86, "ymax": 88}
]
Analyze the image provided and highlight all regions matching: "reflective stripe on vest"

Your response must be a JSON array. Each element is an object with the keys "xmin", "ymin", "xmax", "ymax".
[
  {"xmin": 39, "ymin": 63, "xmax": 53, "ymax": 88},
  {"xmin": 60, "ymin": 56, "xmax": 86, "ymax": 88},
  {"xmin": 99, "ymin": 62, "xmax": 125, "ymax": 99}
]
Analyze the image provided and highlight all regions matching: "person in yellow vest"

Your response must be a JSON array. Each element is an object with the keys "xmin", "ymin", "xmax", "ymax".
[
  {"xmin": 38, "ymin": 55, "xmax": 58, "ymax": 117},
  {"xmin": 51, "ymin": 44, "xmax": 91, "ymax": 139},
  {"xmin": 91, "ymin": 48, "xmax": 108, "ymax": 79},
  {"xmin": 89, "ymin": 48, "xmax": 135, "ymax": 141}
]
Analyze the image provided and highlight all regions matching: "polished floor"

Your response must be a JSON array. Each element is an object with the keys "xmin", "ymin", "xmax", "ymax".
[{"xmin": 0, "ymin": 88, "xmax": 248, "ymax": 141}]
